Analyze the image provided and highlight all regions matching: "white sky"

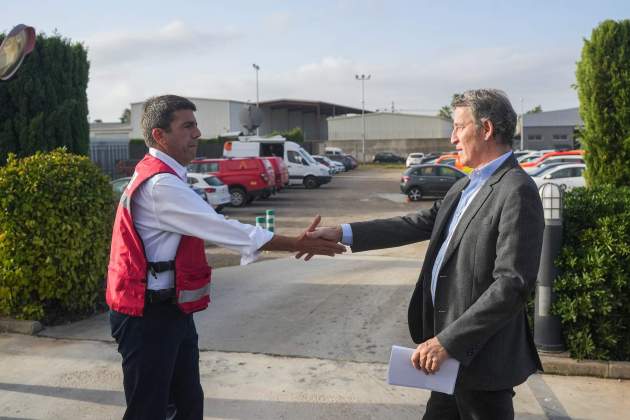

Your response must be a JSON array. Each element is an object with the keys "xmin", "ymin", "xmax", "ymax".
[{"xmin": 4, "ymin": 0, "xmax": 630, "ymax": 121}]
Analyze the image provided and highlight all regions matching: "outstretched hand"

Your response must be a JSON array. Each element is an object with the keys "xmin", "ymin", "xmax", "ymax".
[{"xmin": 295, "ymin": 215, "xmax": 344, "ymax": 261}]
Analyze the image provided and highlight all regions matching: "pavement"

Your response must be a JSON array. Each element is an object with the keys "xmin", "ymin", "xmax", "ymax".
[{"xmin": 1, "ymin": 254, "xmax": 629, "ymax": 419}]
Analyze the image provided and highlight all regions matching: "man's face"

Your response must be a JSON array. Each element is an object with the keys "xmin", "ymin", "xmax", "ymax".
[
  {"xmin": 155, "ymin": 109, "xmax": 201, "ymax": 166},
  {"xmin": 451, "ymin": 106, "xmax": 486, "ymax": 168}
]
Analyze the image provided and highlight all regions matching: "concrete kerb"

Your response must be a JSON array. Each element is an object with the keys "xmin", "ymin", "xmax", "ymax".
[
  {"xmin": 0, "ymin": 317, "xmax": 43, "ymax": 335},
  {"xmin": 539, "ymin": 352, "xmax": 630, "ymax": 379},
  {"xmin": 1, "ymin": 315, "xmax": 629, "ymax": 380}
]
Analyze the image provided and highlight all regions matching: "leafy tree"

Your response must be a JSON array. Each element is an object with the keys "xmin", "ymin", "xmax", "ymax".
[
  {"xmin": 119, "ymin": 108, "xmax": 131, "ymax": 124},
  {"xmin": 437, "ymin": 105, "xmax": 452, "ymax": 121},
  {"xmin": 269, "ymin": 127, "xmax": 304, "ymax": 143},
  {"xmin": 575, "ymin": 19, "xmax": 630, "ymax": 187},
  {"xmin": 526, "ymin": 105, "xmax": 543, "ymax": 114},
  {"xmin": 0, "ymin": 32, "xmax": 89, "ymax": 165}
]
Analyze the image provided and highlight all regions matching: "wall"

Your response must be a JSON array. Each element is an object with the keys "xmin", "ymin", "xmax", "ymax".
[
  {"xmin": 322, "ymin": 138, "xmax": 454, "ymax": 161},
  {"xmin": 524, "ymin": 125, "xmax": 577, "ymax": 150},
  {"xmin": 130, "ymin": 98, "xmax": 246, "ymax": 139}
]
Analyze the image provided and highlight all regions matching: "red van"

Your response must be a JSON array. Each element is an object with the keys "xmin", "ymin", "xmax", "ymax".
[
  {"xmin": 188, "ymin": 157, "xmax": 272, "ymax": 207},
  {"xmin": 266, "ymin": 156, "xmax": 290, "ymax": 190}
]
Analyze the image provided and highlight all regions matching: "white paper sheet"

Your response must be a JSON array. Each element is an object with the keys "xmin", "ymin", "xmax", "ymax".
[{"xmin": 387, "ymin": 345, "xmax": 460, "ymax": 395}]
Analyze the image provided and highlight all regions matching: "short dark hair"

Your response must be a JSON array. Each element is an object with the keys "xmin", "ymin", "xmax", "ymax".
[
  {"xmin": 141, "ymin": 95, "xmax": 196, "ymax": 147},
  {"xmin": 451, "ymin": 89, "xmax": 516, "ymax": 145}
]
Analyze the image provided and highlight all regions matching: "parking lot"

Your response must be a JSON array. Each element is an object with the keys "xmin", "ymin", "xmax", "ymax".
[
  {"xmin": 2, "ymin": 166, "xmax": 628, "ymax": 419},
  {"xmin": 208, "ymin": 165, "xmax": 432, "ymax": 267}
]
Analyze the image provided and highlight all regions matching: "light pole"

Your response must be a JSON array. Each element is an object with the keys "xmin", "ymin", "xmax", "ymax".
[
  {"xmin": 355, "ymin": 74, "xmax": 371, "ymax": 162},
  {"xmin": 253, "ymin": 63, "xmax": 260, "ymax": 135},
  {"xmin": 520, "ymin": 97, "xmax": 524, "ymax": 150}
]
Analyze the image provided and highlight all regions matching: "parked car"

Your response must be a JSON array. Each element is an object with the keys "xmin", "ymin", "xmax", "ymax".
[
  {"xmin": 524, "ymin": 154, "xmax": 585, "ymax": 174},
  {"xmin": 520, "ymin": 150, "xmax": 584, "ymax": 168},
  {"xmin": 405, "ymin": 152, "xmax": 425, "ymax": 167},
  {"xmin": 530, "ymin": 163, "xmax": 586, "ymax": 191},
  {"xmin": 224, "ymin": 137, "xmax": 331, "ymax": 188},
  {"xmin": 373, "ymin": 152, "xmax": 405, "ymax": 163},
  {"xmin": 111, "ymin": 176, "xmax": 131, "ymax": 201},
  {"xmin": 435, "ymin": 153, "xmax": 472, "ymax": 173},
  {"xmin": 400, "ymin": 164, "xmax": 467, "ymax": 201},
  {"xmin": 312, "ymin": 155, "xmax": 345, "ymax": 173},
  {"xmin": 188, "ymin": 157, "xmax": 271, "ymax": 207},
  {"xmin": 259, "ymin": 157, "xmax": 277, "ymax": 198},
  {"xmin": 265, "ymin": 156, "xmax": 290, "ymax": 190},
  {"xmin": 327, "ymin": 154, "xmax": 357, "ymax": 170},
  {"xmin": 187, "ymin": 173, "xmax": 231, "ymax": 211},
  {"xmin": 112, "ymin": 175, "xmax": 207, "ymax": 203}
]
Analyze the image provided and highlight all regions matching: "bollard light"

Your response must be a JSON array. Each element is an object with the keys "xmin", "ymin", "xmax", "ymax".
[{"xmin": 534, "ymin": 182, "xmax": 566, "ymax": 352}]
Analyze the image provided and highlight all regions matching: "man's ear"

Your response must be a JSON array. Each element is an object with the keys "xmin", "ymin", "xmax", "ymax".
[
  {"xmin": 152, "ymin": 127, "xmax": 166, "ymax": 147},
  {"xmin": 482, "ymin": 119, "xmax": 494, "ymax": 141}
]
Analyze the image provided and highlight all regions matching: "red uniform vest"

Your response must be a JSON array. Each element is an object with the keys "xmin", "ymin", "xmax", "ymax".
[{"xmin": 106, "ymin": 154, "xmax": 211, "ymax": 316}]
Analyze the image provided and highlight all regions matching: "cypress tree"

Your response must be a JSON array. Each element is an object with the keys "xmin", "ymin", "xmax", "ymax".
[
  {"xmin": 0, "ymin": 32, "xmax": 89, "ymax": 165},
  {"xmin": 576, "ymin": 20, "xmax": 630, "ymax": 187}
]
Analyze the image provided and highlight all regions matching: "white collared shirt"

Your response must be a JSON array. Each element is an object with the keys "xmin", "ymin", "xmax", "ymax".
[{"xmin": 131, "ymin": 148, "xmax": 273, "ymax": 290}]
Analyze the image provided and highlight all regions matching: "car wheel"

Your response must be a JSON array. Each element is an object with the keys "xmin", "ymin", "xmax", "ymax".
[
  {"xmin": 303, "ymin": 176, "xmax": 318, "ymax": 189},
  {"xmin": 407, "ymin": 187, "xmax": 422, "ymax": 201},
  {"xmin": 229, "ymin": 188, "xmax": 247, "ymax": 207}
]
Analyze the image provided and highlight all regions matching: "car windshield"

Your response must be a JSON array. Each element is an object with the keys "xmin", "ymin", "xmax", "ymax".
[
  {"xmin": 530, "ymin": 164, "xmax": 563, "ymax": 177},
  {"xmin": 204, "ymin": 176, "xmax": 224, "ymax": 186}
]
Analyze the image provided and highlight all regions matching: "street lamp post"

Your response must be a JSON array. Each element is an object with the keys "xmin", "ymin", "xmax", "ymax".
[
  {"xmin": 253, "ymin": 63, "xmax": 260, "ymax": 135},
  {"xmin": 355, "ymin": 74, "xmax": 371, "ymax": 162},
  {"xmin": 520, "ymin": 97, "xmax": 524, "ymax": 150}
]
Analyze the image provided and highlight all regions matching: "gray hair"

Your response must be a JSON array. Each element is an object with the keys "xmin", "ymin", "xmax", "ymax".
[
  {"xmin": 141, "ymin": 95, "xmax": 197, "ymax": 147},
  {"xmin": 451, "ymin": 89, "xmax": 516, "ymax": 145}
]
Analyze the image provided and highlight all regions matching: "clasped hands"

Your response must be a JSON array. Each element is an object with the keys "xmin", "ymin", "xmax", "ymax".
[{"xmin": 295, "ymin": 215, "xmax": 344, "ymax": 261}]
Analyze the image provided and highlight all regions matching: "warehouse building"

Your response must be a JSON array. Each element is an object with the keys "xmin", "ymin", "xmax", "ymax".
[
  {"xmin": 326, "ymin": 112, "xmax": 453, "ymax": 161},
  {"xmin": 518, "ymin": 107, "xmax": 582, "ymax": 150},
  {"xmin": 128, "ymin": 97, "xmax": 362, "ymax": 151}
]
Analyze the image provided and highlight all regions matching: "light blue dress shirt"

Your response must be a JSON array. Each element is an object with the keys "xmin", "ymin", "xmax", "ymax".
[{"xmin": 341, "ymin": 151, "xmax": 513, "ymax": 304}]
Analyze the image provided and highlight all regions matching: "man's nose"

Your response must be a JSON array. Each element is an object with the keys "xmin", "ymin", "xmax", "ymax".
[
  {"xmin": 450, "ymin": 131, "xmax": 458, "ymax": 144},
  {"xmin": 193, "ymin": 127, "xmax": 201, "ymax": 138}
]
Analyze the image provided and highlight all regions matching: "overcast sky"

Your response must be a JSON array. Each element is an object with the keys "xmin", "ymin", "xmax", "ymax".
[{"xmin": 4, "ymin": 0, "xmax": 630, "ymax": 121}]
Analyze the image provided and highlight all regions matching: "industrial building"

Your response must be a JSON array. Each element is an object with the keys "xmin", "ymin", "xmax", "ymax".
[
  {"xmin": 518, "ymin": 107, "xmax": 582, "ymax": 150},
  {"xmin": 128, "ymin": 97, "xmax": 363, "ymax": 149},
  {"xmin": 326, "ymin": 112, "xmax": 453, "ymax": 161}
]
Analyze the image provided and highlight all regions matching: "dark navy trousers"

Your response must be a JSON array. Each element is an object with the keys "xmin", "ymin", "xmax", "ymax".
[{"xmin": 110, "ymin": 303, "xmax": 203, "ymax": 420}]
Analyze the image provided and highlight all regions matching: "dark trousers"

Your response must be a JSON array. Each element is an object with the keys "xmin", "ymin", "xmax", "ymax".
[
  {"xmin": 422, "ymin": 387, "xmax": 515, "ymax": 420},
  {"xmin": 110, "ymin": 303, "xmax": 204, "ymax": 420}
]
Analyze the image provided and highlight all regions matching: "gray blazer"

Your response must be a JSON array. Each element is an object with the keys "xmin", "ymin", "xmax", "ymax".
[{"xmin": 350, "ymin": 155, "xmax": 544, "ymax": 390}]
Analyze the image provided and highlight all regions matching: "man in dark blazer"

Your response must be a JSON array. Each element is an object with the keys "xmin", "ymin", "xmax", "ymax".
[{"xmin": 301, "ymin": 89, "xmax": 544, "ymax": 419}]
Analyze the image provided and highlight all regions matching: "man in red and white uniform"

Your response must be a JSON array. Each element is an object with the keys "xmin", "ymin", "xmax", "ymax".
[{"xmin": 107, "ymin": 95, "xmax": 345, "ymax": 420}]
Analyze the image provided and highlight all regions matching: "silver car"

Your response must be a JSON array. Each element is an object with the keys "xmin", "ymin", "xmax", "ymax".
[
  {"xmin": 187, "ymin": 173, "xmax": 232, "ymax": 211},
  {"xmin": 530, "ymin": 163, "xmax": 586, "ymax": 191}
]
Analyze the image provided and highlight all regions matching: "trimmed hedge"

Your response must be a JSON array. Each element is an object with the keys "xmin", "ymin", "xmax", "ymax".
[
  {"xmin": 554, "ymin": 185, "xmax": 630, "ymax": 360},
  {"xmin": 0, "ymin": 149, "xmax": 113, "ymax": 322}
]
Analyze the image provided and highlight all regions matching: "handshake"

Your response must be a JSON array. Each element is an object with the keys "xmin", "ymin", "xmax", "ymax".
[{"xmin": 296, "ymin": 215, "xmax": 345, "ymax": 260}]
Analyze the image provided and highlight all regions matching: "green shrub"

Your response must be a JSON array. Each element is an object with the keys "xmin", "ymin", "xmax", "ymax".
[
  {"xmin": 0, "ymin": 32, "xmax": 89, "ymax": 165},
  {"xmin": 554, "ymin": 185, "xmax": 630, "ymax": 360},
  {"xmin": 575, "ymin": 19, "xmax": 630, "ymax": 188},
  {"xmin": 0, "ymin": 149, "xmax": 113, "ymax": 322}
]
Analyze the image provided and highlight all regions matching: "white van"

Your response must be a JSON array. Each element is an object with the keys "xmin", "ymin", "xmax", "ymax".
[
  {"xmin": 324, "ymin": 146, "xmax": 344, "ymax": 156},
  {"xmin": 223, "ymin": 136, "xmax": 332, "ymax": 189}
]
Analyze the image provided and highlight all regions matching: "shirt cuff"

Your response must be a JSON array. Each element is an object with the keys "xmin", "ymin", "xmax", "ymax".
[
  {"xmin": 240, "ymin": 227, "xmax": 274, "ymax": 265},
  {"xmin": 341, "ymin": 223, "xmax": 353, "ymax": 246}
]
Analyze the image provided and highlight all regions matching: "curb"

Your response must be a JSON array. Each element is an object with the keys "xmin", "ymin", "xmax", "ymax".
[
  {"xmin": 540, "ymin": 352, "xmax": 630, "ymax": 379},
  {"xmin": 0, "ymin": 317, "xmax": 43, "ymax": 335},
  {"xmin": 1, "ymin": 316, "xmax": 629, "ymax": 380}
]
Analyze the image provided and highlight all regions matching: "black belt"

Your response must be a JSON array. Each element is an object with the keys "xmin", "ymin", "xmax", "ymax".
[
  {"xmin": 146, "ymin": 288, "xmax": 176, "ymax": 304},
  {"xmin": 147, "ymin": 260, "xmax": 175, "ymax": 278}
]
